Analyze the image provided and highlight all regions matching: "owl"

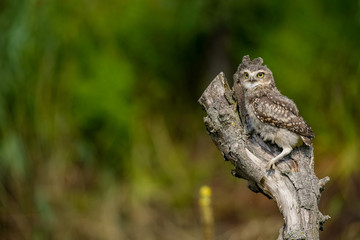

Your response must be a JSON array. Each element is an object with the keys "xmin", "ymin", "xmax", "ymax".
[{"xmin": 233, "ymin": 55, "xmax": 314, "ymax": 170}]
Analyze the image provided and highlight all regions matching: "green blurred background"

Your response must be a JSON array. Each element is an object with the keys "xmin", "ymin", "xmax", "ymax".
[{"xmin": 1, "ymin": 0, "xmax": 359, "ymax": 239}]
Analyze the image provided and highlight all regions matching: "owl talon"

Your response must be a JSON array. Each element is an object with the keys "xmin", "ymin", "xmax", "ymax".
[{"xmin": 266, "ymin": 161, "xmax": 277, "ymax": 170}]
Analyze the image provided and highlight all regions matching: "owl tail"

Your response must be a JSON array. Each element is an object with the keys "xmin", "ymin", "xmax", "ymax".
[{"xmin": 300, "ymin": 136, "xmax": 313, "ymax": 146}]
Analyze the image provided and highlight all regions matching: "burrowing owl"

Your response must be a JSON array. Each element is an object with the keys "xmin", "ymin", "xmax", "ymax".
[{"xmin": 233, "ymin": 55, "xmax": 314, "ymax": 170}]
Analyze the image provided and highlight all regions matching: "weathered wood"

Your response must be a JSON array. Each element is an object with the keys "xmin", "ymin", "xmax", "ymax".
[{"xmin": 198, "ymin": 72, "xmax": 330, "ymax": 240}]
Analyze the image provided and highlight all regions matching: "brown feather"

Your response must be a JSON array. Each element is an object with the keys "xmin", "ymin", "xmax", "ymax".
[{"xmin": 251, "ymin": 96, "xmax": 314, "ymax": 138}]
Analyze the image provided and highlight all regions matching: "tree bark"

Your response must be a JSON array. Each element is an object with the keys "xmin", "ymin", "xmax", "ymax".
[{"xmin": 198, "ymin": 72, "xmax": 330, "ymax": 240}]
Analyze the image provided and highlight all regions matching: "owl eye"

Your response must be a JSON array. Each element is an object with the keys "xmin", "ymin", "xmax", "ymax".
[
  {"xmin": 244, "ymin": 72, "xmax": 249, "ymax": 78},
  {"xmin": 257, "ymin": 72, "xmax": 264, "ymax": 78}
]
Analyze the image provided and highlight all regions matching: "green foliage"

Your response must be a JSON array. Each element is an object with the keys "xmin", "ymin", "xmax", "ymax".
[{"xmin": 1, "ymin": 0, "xmax": 360, "ymax": 239}]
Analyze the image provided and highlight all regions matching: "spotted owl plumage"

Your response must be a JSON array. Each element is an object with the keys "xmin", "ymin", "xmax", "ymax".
[{"xmin": 233, "ymin": 55, "xmax": 314, "ymax": 170}]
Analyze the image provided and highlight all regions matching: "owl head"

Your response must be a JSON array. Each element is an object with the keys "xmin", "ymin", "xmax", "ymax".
[{"xmin": 234, "ymin": 55, "xmax": 275, "ymax": 90}]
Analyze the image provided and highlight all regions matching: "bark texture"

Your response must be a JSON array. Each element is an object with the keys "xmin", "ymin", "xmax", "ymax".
[{"xmin": 198, "ymin": 72, "xmax": 330, "ymax": 240}]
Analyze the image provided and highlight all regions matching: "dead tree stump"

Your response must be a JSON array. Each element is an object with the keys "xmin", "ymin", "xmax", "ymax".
[{"xmin": 198, "ymin": 72, "xmax": 330, "ymax": 240}]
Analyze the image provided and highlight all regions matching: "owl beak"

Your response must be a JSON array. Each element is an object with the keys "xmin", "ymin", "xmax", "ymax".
[{"xmin": 249, "ymin": 76, "xmax": 255, "ymax": 82}]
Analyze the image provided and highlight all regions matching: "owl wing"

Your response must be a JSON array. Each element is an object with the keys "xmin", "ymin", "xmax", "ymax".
[{"xmin": 252, "ymin": 97, "xmax": 315, "ymax": 138}]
